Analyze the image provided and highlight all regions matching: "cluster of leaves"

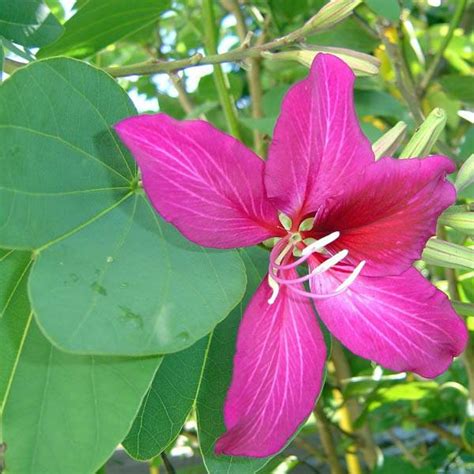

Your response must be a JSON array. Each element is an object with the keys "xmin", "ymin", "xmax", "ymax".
[{"xmin": 0, "ymin": 0, "xmax": 473, "ymax": 473}]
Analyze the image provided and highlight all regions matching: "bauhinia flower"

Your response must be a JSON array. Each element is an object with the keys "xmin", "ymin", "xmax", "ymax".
[{"xmin": 115, "ymin": 54, "xmax": 468, "ymax": 458}]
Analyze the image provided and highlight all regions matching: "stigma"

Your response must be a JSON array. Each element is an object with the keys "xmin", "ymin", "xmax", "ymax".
[{"xmin": 267, "ymin": 231, "xmax": 366, "ymax": 304}]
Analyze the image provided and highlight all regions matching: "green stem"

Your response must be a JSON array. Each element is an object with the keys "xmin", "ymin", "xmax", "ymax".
[
  {"xmin": 202, "ymin": 0, "xmax": 241, "ymax": 139},
  {"xmin": 419, "ymin": 0, "xmax": 468, "ymax": 94}
]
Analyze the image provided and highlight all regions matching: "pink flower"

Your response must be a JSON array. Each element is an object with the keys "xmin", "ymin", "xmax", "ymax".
[{"xmin": 115, "ymin": 54, "xmax": 468, "ymax": 458}]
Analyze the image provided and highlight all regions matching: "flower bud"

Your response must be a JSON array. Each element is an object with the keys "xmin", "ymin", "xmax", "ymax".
[
  {"xmin": 455, "ymin": 154, "xmax": 474, "ymax": 192},
  {"xmin": 305, "ymin": 0, "xmax": 362, "ymax": 33},
  {"xmin": 439, "ymin": 204, "xmax": 474, "ymax": 236},
  {"xmin": 372, "ymin": 121, "xmax": 407, "ymax": 159},
  {"xmin": 399, "ymin": 108, "xmax": 447, "ymax": 158},
  {"xmin": 263, "ymin": 47, "xmax": 380, "ymax": 76},
  {"xmin": 422, "ymin": 238, "xmax": 474, "ymax": 270}
]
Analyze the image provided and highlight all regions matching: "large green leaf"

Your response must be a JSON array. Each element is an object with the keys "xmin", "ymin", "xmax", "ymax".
[
  {"xmin": 123, "ymin": 336, "xmax": 210, "ymax": 460},
  {"xmin": 0, "ymin": 58, "xmax": 247, "ymax": 356},
  {"xmin": 440, "ymin": 75, "xmax": 474, "ymax": 106},
  {"xmin": 38, "ymin": 0, "xmax": 171, "ymax": 59},
  {"xmin": 1, "ymin": 320, "xmax": 161, "ymax": 474},
  {"xmin": 0, "ymin": 58, "xmax": 136, "ymax": 250},
  {"xmin": 0, "ymin": 249, "xmax": 32, "ymax": 412},
  {"xmin": 30, "ymin": 193, "xmax": 245, "ymax": 355},
  {"xmin": 196, "ymin": 247, "xmax": 272, "ymax": 474},
  {"xmin": 0, "ymin": 0, "xmax": 63, "ymax": 48}
]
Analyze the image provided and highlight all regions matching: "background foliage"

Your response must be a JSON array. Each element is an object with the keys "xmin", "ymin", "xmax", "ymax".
[{"xmin": 0, "ymin": 0, "xmax": 473, "ymax": 473}]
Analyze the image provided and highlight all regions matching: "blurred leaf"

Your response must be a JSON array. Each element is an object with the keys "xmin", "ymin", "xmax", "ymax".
[
  {"xmin": 2, "ymin": 320, "xmax": 161, "ymax": 474},
  {"xmin": 123, "ymin": 337, "xmax": 209, "ymax": 460},
  {"xmin": 365, "ymin": 0, "xmax": 400, "ymax": 22},
  {"xmin": 38, "ymin": 0, "xmax": 171, "ymax": 58},
  {"xmin": 240, "ymin": 117, "xmax": 276, "ymax": 136},
  {"xmin": 355, "ymin": 90, "xmax": 405, "ymax": 119},
  {"xmin": 360, "ymin": 122, "xmax": 383, "ymax": 142},
  {"xmin": 440, "ymin": 75, "xmax": 474, "ymax": 106},
  {"xmin": 0, "ymin": 39, "xmax": 3, "ymax": 82},
  {"xmin": 0, "ymin": 0, "xmax": 63, "ymax": 48},
  {"xmin": 308, "ymin": 18, "xmax": 379, "ymax": 52},
  {"xmin": 422, "ymin": 238, "xmax": 474, "ymax": 271},
  {"xmin": 373, "ymin": 457, "xmax": 433, "ymax": 473}
]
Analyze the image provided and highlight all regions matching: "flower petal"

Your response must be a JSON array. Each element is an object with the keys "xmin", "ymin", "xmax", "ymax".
[
  {"xmin": 312, "ymin": 155, "xmax": 456, "ymax": 276},
  {"xmin": 215, "ymin": 274, "xmax": 326, "ymax": 457},
  {"xmin": 115, "ymin": 114, "xmax": 282, "ymax": 248},
  {"xmin": 310, "ymin": 266, "xmax": 468, "ymax": 378},
  {"xmin": 265, "ymin": 53, "xmax": 374, "ymax": 221}
]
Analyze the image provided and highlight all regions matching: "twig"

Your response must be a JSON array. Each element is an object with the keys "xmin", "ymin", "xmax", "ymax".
[
  {"xmin": 4, "ymin": 7, "xmax": 351, "ymax": 79},
  {"xmin": 419, "ymin": 0, "xmax": 468, "ymax": 94},
  {"xmin": 313, "ymin": 405, "xmax": 345, "ymax": 474},
  {"xmin": 160, "ymin": 453, "xmax": 176, "ymax": 474},
  {"xmin": 169, "ymin": 73, "xmax": 194, "ymax": 114}
]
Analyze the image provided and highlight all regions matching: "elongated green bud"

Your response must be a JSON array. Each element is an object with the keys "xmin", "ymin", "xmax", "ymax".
[
  {"xmin": 299, "ymin": 0, "xmax": 362, "ymax": 35},
  {"xmin": 372, "ymin": 121, "xmax": 407, "ymax": 159},
  {"xmin": 399, "ymin": 108, "xmax": 447, "ymax": 158},
  {"xmin": 455, "ymin": 154, "xmax": 474, "ymax": 192},
  {"xmin": 263, "ymin": 46, "xmax": 379, "ymax": 76},
  {"xmin": 439, "ymin": 204, "xmax": 474, "ymax": 236},
  {"xmin": 422, "ymin": 238, "xmax": 474, "ymax": 270}
]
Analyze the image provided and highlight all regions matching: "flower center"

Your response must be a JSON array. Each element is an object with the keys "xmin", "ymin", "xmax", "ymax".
[{"xmin": 267, "ymin": 231, "xmax": 366, "ymax": 304}]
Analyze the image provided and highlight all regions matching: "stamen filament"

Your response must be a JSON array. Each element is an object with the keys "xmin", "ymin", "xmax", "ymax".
[
  {"xmin": 335, "ymin": 260, "xmax": 366, "ymax": 292},
  {"xmin": 301, "ymin": 231, "xmax": 340, "ymax": 256}
]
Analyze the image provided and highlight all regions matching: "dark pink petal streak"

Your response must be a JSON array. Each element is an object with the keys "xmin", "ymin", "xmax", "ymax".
[
  {"xmin": 312, "ymin": 155, "xmax": 456, "ymax": 276},
  {"xmin": 310, "ymin": 265, "xmax": 468, "ymax": 378},
  {"xmin": 216, "ymin": 273, "xmax": 326, "ymax": 457},
  {"xmin": 115, "ymin": 114, "xmax": 281, "ymax": 248},
  {"xmin": 265, "ymin": 53, "xmax": 374, "ymax": 221}
]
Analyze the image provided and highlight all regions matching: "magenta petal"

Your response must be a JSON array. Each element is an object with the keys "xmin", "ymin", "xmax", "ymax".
[
  {"xmin": 265, "ymin": 53, "xmax": 374, "ymax": 220},
  {"xmin": 215, "ymin": 275, "xmax": 326, "ymax": 457},
  {"xmin": 115, "ymin": 114, "xmax": 281, "ymax": 248},
  {"xmin": 311, "ymin": 266, "xmax": 468, "ymax": 378},
  {"xmin": 314, "ymin": 155, "xmax": 456, "ymax": 276}
]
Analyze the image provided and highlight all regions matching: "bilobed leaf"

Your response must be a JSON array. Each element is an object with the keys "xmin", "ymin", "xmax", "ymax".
[
  {"xmin": 123, "ymin": 336, "xmax": 210, "ymax": 460},
  {"xmin": 0, "ymin": 58, "xmax": 247, "ymax": 356},
  {"xmin": 0, "ymin": 0, "xmax": 63, "ymax": 48},
  {"xmin": 196, "ymin": 247, "xmax": 273, "ymax": 473},
  {"xmin": 2, "ymin": 320, "xmax": 161, "ymax": 474},
  {"xmin": 38, "ymin": 0, "xmax": 171, "ymax": 59},
  {"xmin": 0, "ymin": 249, "xmax": 32, "ymax": 412}
]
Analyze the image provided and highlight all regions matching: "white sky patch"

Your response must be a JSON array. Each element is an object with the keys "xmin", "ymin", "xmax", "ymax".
[
  {"xmin": 427, "ymin": 0, "xmax": 441, "ymax": 6},
  {"xmin": 59, "ymin": 0, "xmax": 76, "ymax": 19}
]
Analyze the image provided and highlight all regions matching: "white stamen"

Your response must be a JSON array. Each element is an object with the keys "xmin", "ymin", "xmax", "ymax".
[
  {"xmin": 312, "ymin": 249, "xmax": 349, "ymax": 275},
  {"xmin": 335, "ymin": 260, "xmax": 366, "ymax": 292},
  {"xmin": 302, "ymin": 231, "xmax": 340, "ymax": 256},
  {"xmin": 267, "ymin": 275, "xmax": 280, "ymax": 304}
]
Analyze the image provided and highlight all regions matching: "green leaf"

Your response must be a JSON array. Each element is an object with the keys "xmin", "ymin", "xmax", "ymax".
[
  {"xmin": 1, "ymin": 58, "xmax": 247, "ymax": 356},
  {"xmin": 365, "ymin": 0, "xmax": 401, "ymax": 22},
  {"xmin": 0, "ymin": 39, "xmax": 3, "ymax": 82},
  {"xmin": 439, "ymin": 75, "xmax": 474, "ymax": 106},
  {"xmin": 422, "ymin": 238, "xmax": 474, "ymax": 271},
  {"xmin": 38, "ymin": 0, "xmax": 171, "ymax": 59},
  {"xmin": 30, "ymin": 194, "xmax": 246, "ymax": 356},
  {"xmin": 355, "ymin": 90, "xmax": 406, "ymax": 120},
  {"xmin": 0, "ymin": 58, "xmax": 136, "ymax": 250},
  {"xmin": 196, "ymin": 247, "xmax": 272, "ymax": 473},
  {"xmin": 0, "ymin": 0, "xmax": 63, "ymax": 48},
  {"xmin": 1, "ymin": 320, "xmax": 161, "ymax": 474},
  {"xmin": 123, "ymin": 336, "xmax": 210, "ymax": 460},
  {"xmin": 0, "ymin": 249, "xmax": 32, "ymax": 412}
]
